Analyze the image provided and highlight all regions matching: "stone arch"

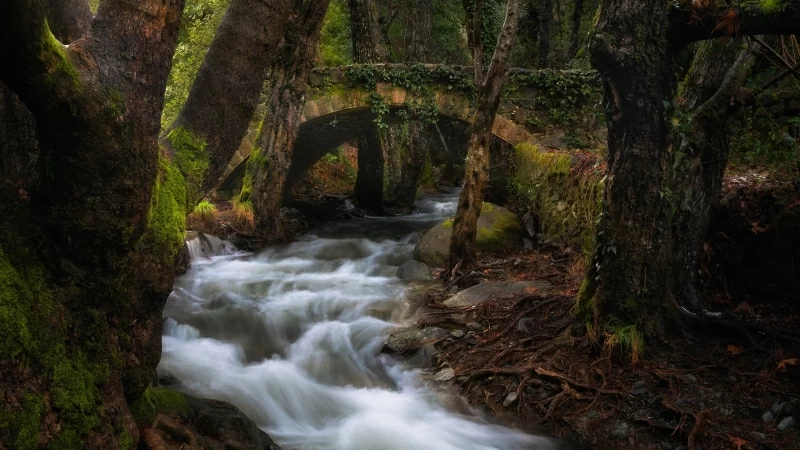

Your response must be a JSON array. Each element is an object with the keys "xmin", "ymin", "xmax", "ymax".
[{"xmin": 215, "ymin": 84, "xmax": 537, "ymax": 195}]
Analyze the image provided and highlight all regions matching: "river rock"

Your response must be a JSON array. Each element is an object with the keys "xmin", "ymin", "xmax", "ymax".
[
  {"xmin": 503, "ymin": 392, "xmax": 518, "ymax": 407},
  {"xmin": 443, "ymin": 280, "xmax": 551, "ymax": 308},
  {"xmin": 396, "ymin": 260, "xmax": 433, "ymax": 280},
  {"xmin": 383, "ymin": 326, "xmax": 449, "ymax": 354},
  {"xmin": 778, "ymin": 416, "xmax": 795, "ymax": 431},
  {"xmin": 413, "ymin": 203, "xmax": 524, "ymax": 267},
  {"xmin": 136, "ymin": 387, "xmax": 281, "ymax": 450},
  {"xmin": 434, "ymin": 367, "xmax": 456, "ymax": 382}
]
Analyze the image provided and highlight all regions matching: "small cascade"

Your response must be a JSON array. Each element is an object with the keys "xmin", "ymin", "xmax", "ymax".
[{"xmin": 185, "ymin": 231, "xmax": 237, "ymax": 260}]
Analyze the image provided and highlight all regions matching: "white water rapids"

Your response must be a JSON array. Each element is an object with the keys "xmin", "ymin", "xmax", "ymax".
[{"xmin": 159, "ymin": 190, "xmax": 566, "ymax": 450}]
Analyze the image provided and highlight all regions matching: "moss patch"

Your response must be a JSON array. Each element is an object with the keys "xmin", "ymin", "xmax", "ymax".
[
  {"xmin": 131, "ymin": 387, "xmax": 190, "ymax": 424},
  {"xmin": 166, "ymin": 127, "xmax": 209, "ymax": 208},
  {"xmin": 40, "ymin": 20, "xmax": 81, "ymax": 92},
  {"xmin": 143, "ymin": 156, "xmax": 188, "ymax": 265},
  {"xmin": 512, "ymin": 143, "xmax": 604, "ymax": 263}
]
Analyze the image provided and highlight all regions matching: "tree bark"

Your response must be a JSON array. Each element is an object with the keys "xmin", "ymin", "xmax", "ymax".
[
  {"xmin": 670, "ymin": 40, "xmax": 759, "ymax": 310},
  {"xmin": 449, "ymin": 0, "xmax": 522, "ymax": 269},
  {"xmin": 250, "ymin": 1, "xmax": 331, "ymax": 239},
  {"xmin": 568, "ymin": 0, "xmax": 584, "ymax": 58},
  {"xmin": 581, "ymin": 0, "xmax": 797, "ymax": 343},
  {"xmin": 410, "ymin": 0, "xmax": 433, "ymax": 62},
  {"xmin": 165, "ymin": 0, "xmax": 296, "ymax": 204},
  {"xmin": 537, "ymin": 0, "xmax": 554, "ymax": 67},
  {"xmin": 0, "ymin": 0, "xmax": 184, "ymax": 447},
  {"xmin": 349, "ymin": 0, "xmax": 388, "ymax": 213},
  {"xmin": 46, "ymin": 0, "xmax": 93, "ymax": 44}
]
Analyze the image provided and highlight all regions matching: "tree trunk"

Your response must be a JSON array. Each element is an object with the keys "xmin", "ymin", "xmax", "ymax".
[
  {"xmin": 394, "ymin": 124, "xmax": 430, "ymax": 209},
  {"xmin": 165, "ymin": 0, "xmax": 295, "ymax": 204},
  {"xmin": 580, "ymin": 0, "xmax": 795, "ymax": 347},
  {"xmin": 537, "ymin": 0, "xmax": 554, "ymax": 67},
  {"xmin": 0, "ymin": 0, "xmax": 184, "ymax": 447},
  {"xmin": 46, "ymin": 0, "xmax": 93, "ymax": 44},
  {"xmin": 568, "ymin": 0, "xmax": 584, "ymax": 58},
  {"xmin": 581, "ymin": 1, "xmax": 676, "ymax": 340},
  {"xmin": 250, "ymin": 1, "xmax": 331, "ymax": 240},
  {"xmin": 670, "ymin": 40, "xmax": 759, "ymax": 310},
  {"xmin": 349, "ymin": 0, "xmax": 388, "ymax": 213},
  {"xmin": 449, "ymin": 0, "xmax": 522, "ymax": 269},
  {"xmin": 393, "ymin": 0, "xmax": 434, "ymax": 210}
]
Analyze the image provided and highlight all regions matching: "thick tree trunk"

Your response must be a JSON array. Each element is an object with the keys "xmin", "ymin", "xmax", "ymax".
[
  {"xmin": 46, "ymin": 0, "xmax": 93, "ymax": 44},
  {"xmin": 670, "ymin": 40, "xmax": 759, "ymax": 310},
  {"xmin": 449, "ymin": 0, "xmax": 522, "ymax": 269},
  {"xmin": 581, "ymin": 1, "xmax": 676, "ymax": 339},
  {"xmin": 165, "ymin": 0, "xmax": 295, "ymax": 204},
  {"xmin": 0, "ymin": 0, "xmax": 184, "ymax": 447},
  {"xmin": 394, "ymin": 124, "xmax": 430, "ymax": 209},
  {"xmin": 353, "ymin": 131, "xmax": 386, "ymax": 214},
  {"xmin": 349, "ymin": 0, "xmax": 388, "ymax": 213},
  {"xmin": 537, "ymin": 0, "xmax": 554, "ymax": 67},
  {"xmin": 250, "ymin": 1, "xmax": 330, "ymax": 239},
  {"xmin": 580, "ymin": 0, "xmax": 796, "ymax": 346},
  {"xmin": 410, "ymin": 0, "xmax": 432, "ymax": 62},
  {"xmin": 568, "ymin": 0, "xmax": 584, "ymax": 58}
]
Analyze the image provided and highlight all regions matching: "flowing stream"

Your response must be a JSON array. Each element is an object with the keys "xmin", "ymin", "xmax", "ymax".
[{"xmin": 159, "ymin": 190, "xmax": 562, "ymax": 450}]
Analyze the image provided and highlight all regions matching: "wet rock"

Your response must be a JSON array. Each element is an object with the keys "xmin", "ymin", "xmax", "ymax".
[
  {"xmin": 517, "ymin": 317, "xmax": 536, "ymax": 332},
  {"xmin": 137, "ymin": 388, "xmax": 281, "ymax": 450},
  {"xmin": 778, "ymin": 416, "xmax": 795, "ymax": 431},
  {"xmin": 763, "ymin": 411, "xmax": 775, "ymax": 423},
  {"xmin": 631, "ymin": 380, "xmax": 649, "ymax": 396},
  {"xmin": 434, "ymin": 367, "xmax": 455, "ymax": 382},
  {"xmin": 611, "ymin": 421, "xmax": 632, "ymax": 440},
  {"xmin": 396, "ymin": 260, "xmax": 433, "ymax": 281},
  {"xmin": 444, "ymin": 281, "xmax": 551, "ymax": 308},
  {"xmin": 413, "ymin": 203, "xmax": 523, "ymax": 266},
  {"xmin": 446, "ymin": 285, "xmax": 460, "ymax": 294},
  {"xmin": 750, "ymin": 432, "xmax": 768, "ymax": 443},
  {"xmin": 450, "ymin": 329, "xmax": 465, "ymax": 339},
  {"xmin": 503, "ymin": 392, "xmax": 518, "ymax": 407},
  {"xmin": 466, "ymin": 322, "xmax": 483, "ymax": 332},
  {"xmin": 384, "ymin": 327, "xmax": 448, "ymax": 354},
  {"xmin": 772, "ymin": 402, "xmax": 787, "ymax": 415}
]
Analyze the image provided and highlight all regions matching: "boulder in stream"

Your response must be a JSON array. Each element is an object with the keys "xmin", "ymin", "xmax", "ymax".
[
  {"xmin": 396, "ymin": 260, "xmax": 433, "ymax": 280},
  {"xmin": 413, "ymin": 203, "xmax": 523, "ymax": 267},
  {"xmin": 443, "ymin": 280, "xmax": 551, "ymax": 308},
  {"xmin": 134, "ymin": 386, "xmax": 281, "ymax": 450}
]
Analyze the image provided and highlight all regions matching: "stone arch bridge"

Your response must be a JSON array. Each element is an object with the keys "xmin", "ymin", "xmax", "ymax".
[{"xmin": 215, "ymin": 64, "xmax": 601, "ymax": 196}]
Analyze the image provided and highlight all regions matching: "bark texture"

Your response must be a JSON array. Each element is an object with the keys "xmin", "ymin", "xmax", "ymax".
[
  {"xmin": 582, "ymin": 1, "xmax": 676, "ymax": 338},
  {"xmin": 449, "ymin": 0, "xmax": 522, "ymax": 269},
  {"xmin": 250, "ymin": 0, "xmax": 331, "ymax": 239},
  {"xmin": 0, "ymin": 0, "xmax": 184, "ymax": 447},
  {"xmin": 670, "ymin": 40, "xmax": 759, "ymax": 310},
  {"xmin": 349, "ymin": 0, "xmax": 387, "ymax": 213},
  {"xmin": 166, "ymin": 0, "xmax": 295, "ymax": 203},
  {"xmin": 46, "ymin": 0, "xmax": 93, "ymax": 44},
  {"xmin": 537, "ymin": 0, "xmax": 554, "ymax": 67},
  {"xmin": 568, "ymin": 0, "xmax": 584, "ymax": 58}
]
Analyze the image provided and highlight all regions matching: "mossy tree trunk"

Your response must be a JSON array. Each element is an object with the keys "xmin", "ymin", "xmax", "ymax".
[
  {"xmin": 449, "ymin": 0, "xmax": 522, "ymax": 270},
  {"xmin": 394, "ymin": 0, "xmax": 434, "ymax": 211},
  {"xmin": 250, "ymin": 0, "xmax": 331, "ymax": 240},
  {"xmin": 164, "ymin": 0, "xmax": 296, "ymax": 204},
  {"xmin": 350, "ymin": 0, "xmax": 388, "ymax": 214},
  {"xmin": 0, "ymin": 0, "xmax": 185, "ymax": 447},
  {"xmin": 580, "ymin": 0, "xmax": 800, "ymax": 346}
]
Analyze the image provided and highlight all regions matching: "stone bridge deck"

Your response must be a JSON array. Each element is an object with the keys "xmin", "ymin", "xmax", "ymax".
[{"xmin": 216, "ymin": 64, "xmax": 602, "ymax": 194}]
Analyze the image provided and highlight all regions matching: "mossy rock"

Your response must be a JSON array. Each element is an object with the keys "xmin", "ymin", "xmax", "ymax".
[{"xmin": 412, "ymin": 203, "xmax": 523, "ymax": 267}]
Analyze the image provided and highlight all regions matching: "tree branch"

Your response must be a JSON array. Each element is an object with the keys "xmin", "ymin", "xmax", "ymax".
[
  {"xmin": 472, "ymin": 0, "xmax": 485, "ymax": 86},
  {"xmin": 668, "ymin": 1, "xmax": 800, "ymax": 47}
]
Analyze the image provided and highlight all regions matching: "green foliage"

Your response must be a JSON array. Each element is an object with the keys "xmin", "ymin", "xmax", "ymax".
[
  {"xmin": 320, "ymin": 0, "xmax": 352, "ymax": 66},
  {"xmin": 161, "ymin": 0, "xmax": 231, "ymax": 129},
  {"xmin": 603, "ymin": 322, "xmax": 644, "ymax": 363},
  {"xmin": 761, "ymin": 0, "xmax": 789, "ymax": 13},
  {"xmin": 431, "ymin": 0, "xmax": 472, "ymax": 64},
  {"xmin": 130, "ymin": 387, "xmax": 190, "ymax": 424},
  {"xmin": 144, "ymin": 157, "xmax": 188, "ymax": 265},
  {"xmin": 193, "ymin": 200, "xmax": 217, "ymax": 222},
  {"xmin": 167, "ymin": 127, "xmax": 210, "ymax": 207},
  {"xmin": 50, "ymin": 351, "xmax": 101, "ymax": 435}
]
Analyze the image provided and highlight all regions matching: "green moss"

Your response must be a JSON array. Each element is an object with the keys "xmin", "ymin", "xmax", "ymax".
[
  {"xmin": 118, "ymin": 428, "xmax": 135, "ymax": 450},
  {"xmin": 167, "ymin": 127, "xmax": 210, "ymax": 208},
  {"xmin": 50, "ymin": 351, "xmax": 101, "ymax": 434},
  {"xmin": 761, "ymin": 0, "xmax": 788, "ymax": 13},
  {"xmin": 0, "ymin": 247, "xmax": 34, "ymax": 360},
  {"xmin": 144, "ymin": 157, "xmax": 188, "ymax": 264},
  {"xmin": 513, "ymin": 143, "xmax": 603, "ymax": 263},
  {"xmin": 2, "ymin": 394, "xmax": 45, "ymax": 450},
  {"xmin": 193, "ymin": 200, "xmax": 217, "ymax": 222},
  {"xmin": 475, "ymin": 208, "xmax": 523, "ymax": 250},
  {"xmin": 40, "ymin": 20, "xmax": 81, "ymax": 92},
  {"xmin": 442, "ymin": 219, "xmax": 454, "ymax": 229},
  {"xmin": 130, "ymin": 387, "xmax": 190, "ymax": 424}
]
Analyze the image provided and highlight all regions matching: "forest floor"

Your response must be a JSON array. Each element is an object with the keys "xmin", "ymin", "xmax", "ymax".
[{"xmin": 415, "ymin": 243, "xmax": 800, "ymax": 450}]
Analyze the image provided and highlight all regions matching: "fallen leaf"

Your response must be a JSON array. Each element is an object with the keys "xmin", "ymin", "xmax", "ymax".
[
  {"xmin": 727, "ymin": 345, "xmax": 744, "ymax": 356},
  {"xmin": 777, "ymin": 358, "xmax": 799, "ymax": 372},
  {"xmin": 713, "ymin": 9, "xmax": 741, "ymax": 37},
  {"xmin": 750, "ymin": 221, "xmax": 768, "ymax": 234},
  {"xmin": 729, "ymin": 436, "xmax": 748, "ymax": 450},
  {"xmin": 734, "ymin": 301, "xmax": 752, "ymax": 315}
]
